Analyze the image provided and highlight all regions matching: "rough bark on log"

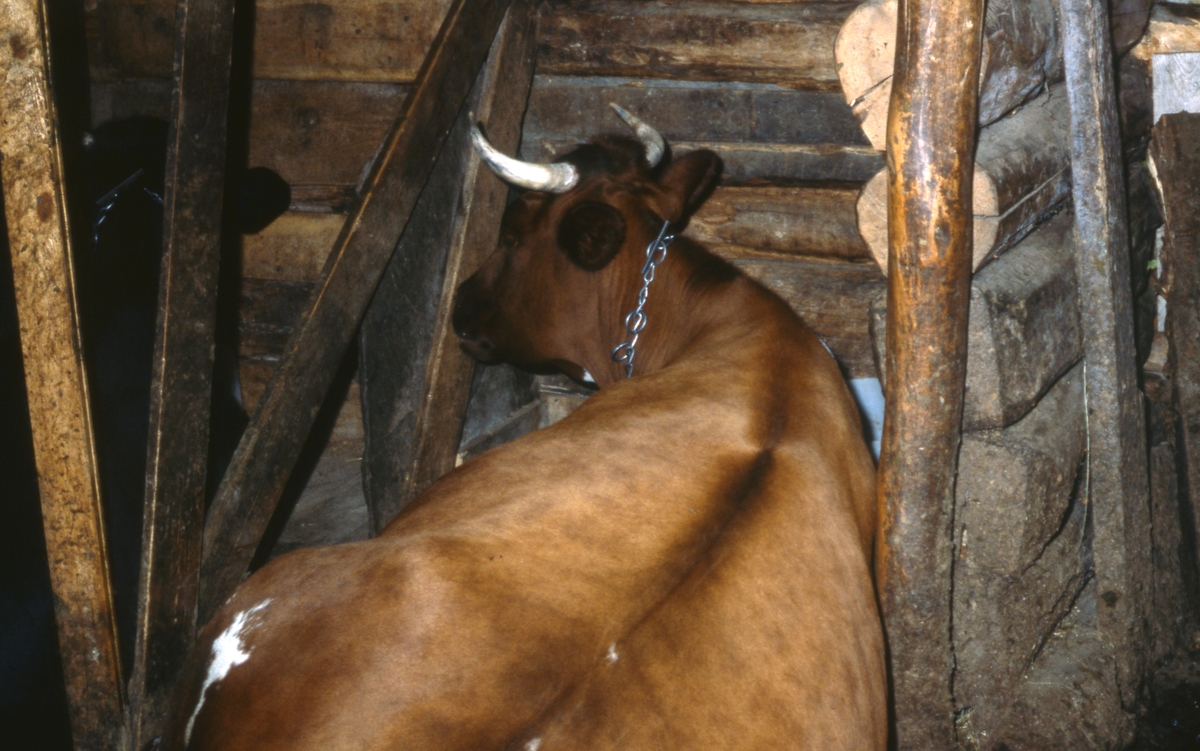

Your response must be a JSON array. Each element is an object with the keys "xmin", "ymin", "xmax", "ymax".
[
  {"xmin": 1, "ymin": 1, "xmax": 125, "ymax": 744},
  {"xmin": 875, "ymin": 0, "xmax": 982, "ymax": 745},
  {"xmin": 953, "ymin": 364, "xmax": 1088, "ymax": 725},
  {"xmin": 871, "ymin": 211, "xmax": 1083, "ymax": 432},
  {"xmin": 857, "ymin": 84, "xmax": 1071, "ymax": 273}
]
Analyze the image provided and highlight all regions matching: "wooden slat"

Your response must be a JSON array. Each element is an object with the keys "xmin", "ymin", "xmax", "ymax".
[
  {"xmin": 1151, "ymin": 113, "xmax": 1200, "ymax": 614},
  {"xmin": 241, "ymin": 213, "xmax": 345, "ymax": 281},
  {"xmin": 128, "ymin": 0, "xmax": 239, "ymax": 742},
  {"xmin": 1, "ymin": 0, "xmax": 125, "ymax": 745},
  {"xmin": 522, "ymin": 75, "xmax": 871, "ymax": 148},
  {"xmin": 537, "ymin": 0, "xmax": 855, "ymax": 91},
  {"xmin": 1055, "ymin": 0, "xmax": 1152, "ymax": 708},
  {"xmin": 877, "ymin": 0, "xmax": 983, "ymax": 746},
  {"xmin": 690, "ymin": 184, "xmax": 870, "ymax": 263},
  {"xmin": 359, "ymin": 0, "xmax": 541, "ymax": 531},
  {"xmin": 197, "ymin": 0, "xmax": 516, "ymax": 622},
  {"xmin": 86, "ymin": 0, "xmax": 455, "ymax": 84}
]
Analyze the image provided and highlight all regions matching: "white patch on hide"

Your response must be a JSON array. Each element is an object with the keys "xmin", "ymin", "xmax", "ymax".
[
  {"xmin": 185, "ymin": 599, "xmax": 272, "ymax": 746},
  {"xmin": 581, "ymin": 369, "xmax": 596, "ymax": 385},
  {"xmin": 525, "ymin": 739, "xmax": 542, "ymax": 751},
  {"xmin": 606, "ymin": 643, "xmax": 619, "ymax": 664}
]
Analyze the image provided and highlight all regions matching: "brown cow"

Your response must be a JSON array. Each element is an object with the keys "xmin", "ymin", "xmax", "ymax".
[{"xmin": 163, "ymin": 108, "xmax": 886, "ymax": 751}]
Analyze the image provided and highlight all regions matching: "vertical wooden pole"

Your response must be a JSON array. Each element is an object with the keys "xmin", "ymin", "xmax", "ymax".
[
  {"xmin": 359, "ymin": 0, "xmax": 540, "ymax": 532},
  {"xmin": 198, "ymin": 0, "xmax": 516, "ymax": 622},
  {"xmin": 1055, "ymin": 0, "xmax": 1152, "ymax": 707},
  {"xmin": 127, "ymin": 0, "xmax": 237, "ymax": 744},
  {"xmin": 877, "ymin": 0, "xmax": 982, "ymax": 746},
  {"xmin": 0, "ymin": 1, "xmax": 125, "ymax": 747}
]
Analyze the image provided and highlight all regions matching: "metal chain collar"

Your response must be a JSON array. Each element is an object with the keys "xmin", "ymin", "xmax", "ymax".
[
  {"xmin": 611, "ymin": 219, "xmax": 675, "ymax": 378},
  {"xmin": 93, "ymin": 167, "xmax": 164, "ymax": 247}
]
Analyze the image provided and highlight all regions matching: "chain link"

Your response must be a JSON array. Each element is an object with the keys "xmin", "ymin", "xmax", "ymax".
[{"xmin": 611, "ymin": 220, "xmax": 675, "ymax": 378}]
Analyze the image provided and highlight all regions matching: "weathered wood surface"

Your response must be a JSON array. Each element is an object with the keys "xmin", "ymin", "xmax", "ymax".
[
  {"xmin": 953, "ymin": 364, "xmax": 1088, "ymax": 731},
  {"xmin": 1152, "ymin": 52, "xmax": 1200, "ymax": 117},
  {"xmin": 359, "ymin": 0, "xmax": 539, "ymax": 532},
  {"xmin": 1056, "ymin": 0, "xmax": 1152, "ymax": 709},
  {"xmin": 876, "ymin": 0, "xmax": 982, "ymax": 746},
  {"xmin": 523, "ymin": 75, "xmax": 871, "ymax": 148},
  {"xmin": 86, "ymin": 0, "xmax": 456, "ymax": 83},
  {"xmin": 198, "ymin": 0, "xmax": 516, "ymax": 621},
  {"xmin": 870, "ymin": 211, "xmax": 1083, "ymax": 432},
  {"xmin": 688, "ymin": 184, "xmax": 870, "ymax": 263},
  {"xmin": 858, "ymin": 84, "xmax": 1071, "ymax": 273},
  {"xmin": 836, "ymin": 0, "xmax": 1149, "ymax": 151},
  {"xmin": 537, "ymin": 0, "xmax": 854, "ymax": 90},
  {"xmin": 242, "ymin": 212, "xmax": 344, "ymax": 281},
  {"xmin": 127, "ymin": 0, "xmax": 240, "ymax": 741},
  {"xmin": 730, "ymin": 256, "xmax": 883, "ymax": 379},
  {"xmin": 1152, "ymin": 113, "xmax": 1200, "ymax": 584},
  {"xmin": 1, "ymin": 0, "xmax": 125, "ymax": 745},
  {"xmin": 1128, "ymin": 3, "xmax": 1200, "ymax": 64},
  {"xmin": 525, "ymin": 139, "xmax": 885, "ymax": 184}
]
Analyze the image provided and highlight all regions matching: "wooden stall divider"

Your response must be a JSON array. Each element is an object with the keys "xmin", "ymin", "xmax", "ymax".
[
  {"xmin": 126, "ymin": 0, "xmax": 239, "ymax": 744},
  {"xmin": 198, "ymin": 0, "xmax": 516, "ymax": 622},
  {"xmin": 1055, "ymin": 0, "xmax": 1153, "ymax": 708},
  {"xmin": 0, "ymin": 0, "xmax": 126, "ymax": 746},
  {"xmin": 358, "ymin": 0, "xmax": 540, "ymax": 532},
  {"xmin": 876, "ymin": 0, "xmax": 982, "ymax": 747}
]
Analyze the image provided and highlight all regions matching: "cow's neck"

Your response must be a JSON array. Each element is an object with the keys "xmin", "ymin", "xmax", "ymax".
[{"xmin": 588, "ymin": 238, "xmax": 771, "ymax": 386}]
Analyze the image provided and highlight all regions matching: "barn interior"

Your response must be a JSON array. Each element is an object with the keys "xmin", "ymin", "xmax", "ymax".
[{"xmin": 2, "ymin": 0, "xmax": 1200, "ymax": 749}]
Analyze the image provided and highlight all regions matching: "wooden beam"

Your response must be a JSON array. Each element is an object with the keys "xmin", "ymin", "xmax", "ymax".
[
  {"xmin": 0, "ymin": 0, "xmax": 125, "ymax": 746},
  {"xmin": 126, "ymin": 0, "xmax": 238, "ymax": 743},
  {"xmin": 198, "ymin": 0, "xmax": 516, "ymax": 622},
  {"xmin": 1055, "ymin": 0, "xmax": 1152, "ymax": 707},
  {"xmin": 876, "ymin": 0, "xmax": 982, "ymax": 746},
  {"xmin": 1151, "ymin": 112, "xmax": 1200, "ymax": 601},
  {"xmin": 359, "ymin": 0, "xmax": 540, "ymax": 531}
]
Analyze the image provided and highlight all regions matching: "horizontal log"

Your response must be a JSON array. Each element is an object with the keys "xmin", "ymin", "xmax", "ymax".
[
  {"xmin": 871, "ymin": 211, "xmax": 1083, "ymax": 432},
  {"xmin": 1128, "ymin": 3, "xmax": 1200, "ymax": 64},
  {"xmin": 522, "ymin": 75, "xmax": 871, "ymax": 148},
  {"xmin": 857, "ymin": 85, "xmax": 1071, "ymax": 273},
  {"xmin": 87, "ymin": 0, "xmax": 455, "ymax": 83},
  {"xmin": 93, "ymin": 79, "xmax": 410, "ymax": 189},
  {"xmin": 727, "ymin": 255, "xmax": 884, "ymax": 379},
  {"xmin": 537, "ymin": 0, "xmax": 855, "ymax": 90},
  {"xmin": 688, "ymin": 184, "xmax": 870, "ymax": 263},
  {"xmin": 953, "ymin": 363, "xmax": 1088, "ymax": 721},
  {"xmin": 523, "ymin": 140, "xmax": 885, "ymax": 184}
]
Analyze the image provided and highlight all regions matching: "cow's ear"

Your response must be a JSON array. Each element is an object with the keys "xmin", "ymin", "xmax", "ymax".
[
  {"xmin": 659, "ymin": 150, "xmax": 722, "ymax": 222},
  {"xmin": 557, "ymin": 201, "xmax": 627, "ymax": 271}
]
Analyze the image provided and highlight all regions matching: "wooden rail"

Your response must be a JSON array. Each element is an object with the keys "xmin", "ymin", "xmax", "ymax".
[
  {"xmin": 127, "ymin": 0, "xmax": 238, "ymax": 743},
  {"xmin": 198, "ymin": 0, "xmax": 516, "ymax": 621},
  {"xmin": 876, "ymin": 0, "xmax": 982, "ymax": 747},
  {"xmin": 0, "ymin": 1, "xmax": 125, "ymax": 746}
]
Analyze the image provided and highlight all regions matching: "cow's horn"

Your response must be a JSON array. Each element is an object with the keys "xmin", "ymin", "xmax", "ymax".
[
  {"xmin": 470, "ymin": 124, "xmax": 579, "ymax": 193},
  {"xmin": 609, "ymin": 103, "xmax": 665, "ymax": 168}
]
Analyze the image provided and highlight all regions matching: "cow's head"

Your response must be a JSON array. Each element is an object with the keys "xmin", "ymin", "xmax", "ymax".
[{"xmin": 452, "ymin": 106, "xmax": 722, "ymax": 385}]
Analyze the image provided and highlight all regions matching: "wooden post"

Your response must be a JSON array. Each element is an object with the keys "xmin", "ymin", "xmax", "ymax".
[
  {"xmin": 359, "ymin": 0, "xmax": 540, "ymax": 532},
  {"xmin": 0, "ymin": 0, "xmax": 125, "ymax": 746},
  {"xmin": 198, "ymin": 0, "xmax": 516, "ymax": 621},
  {"xmin": 126, "ymin": 0, "xmax": 238, "ymax": 744},
  {"xmin": 1055, "ymin": 0, "xmax": 1152, "ymax": 707},
  {"xmin": 876, "ymin": 0, "xmax": 982, "ymax": 747}
]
